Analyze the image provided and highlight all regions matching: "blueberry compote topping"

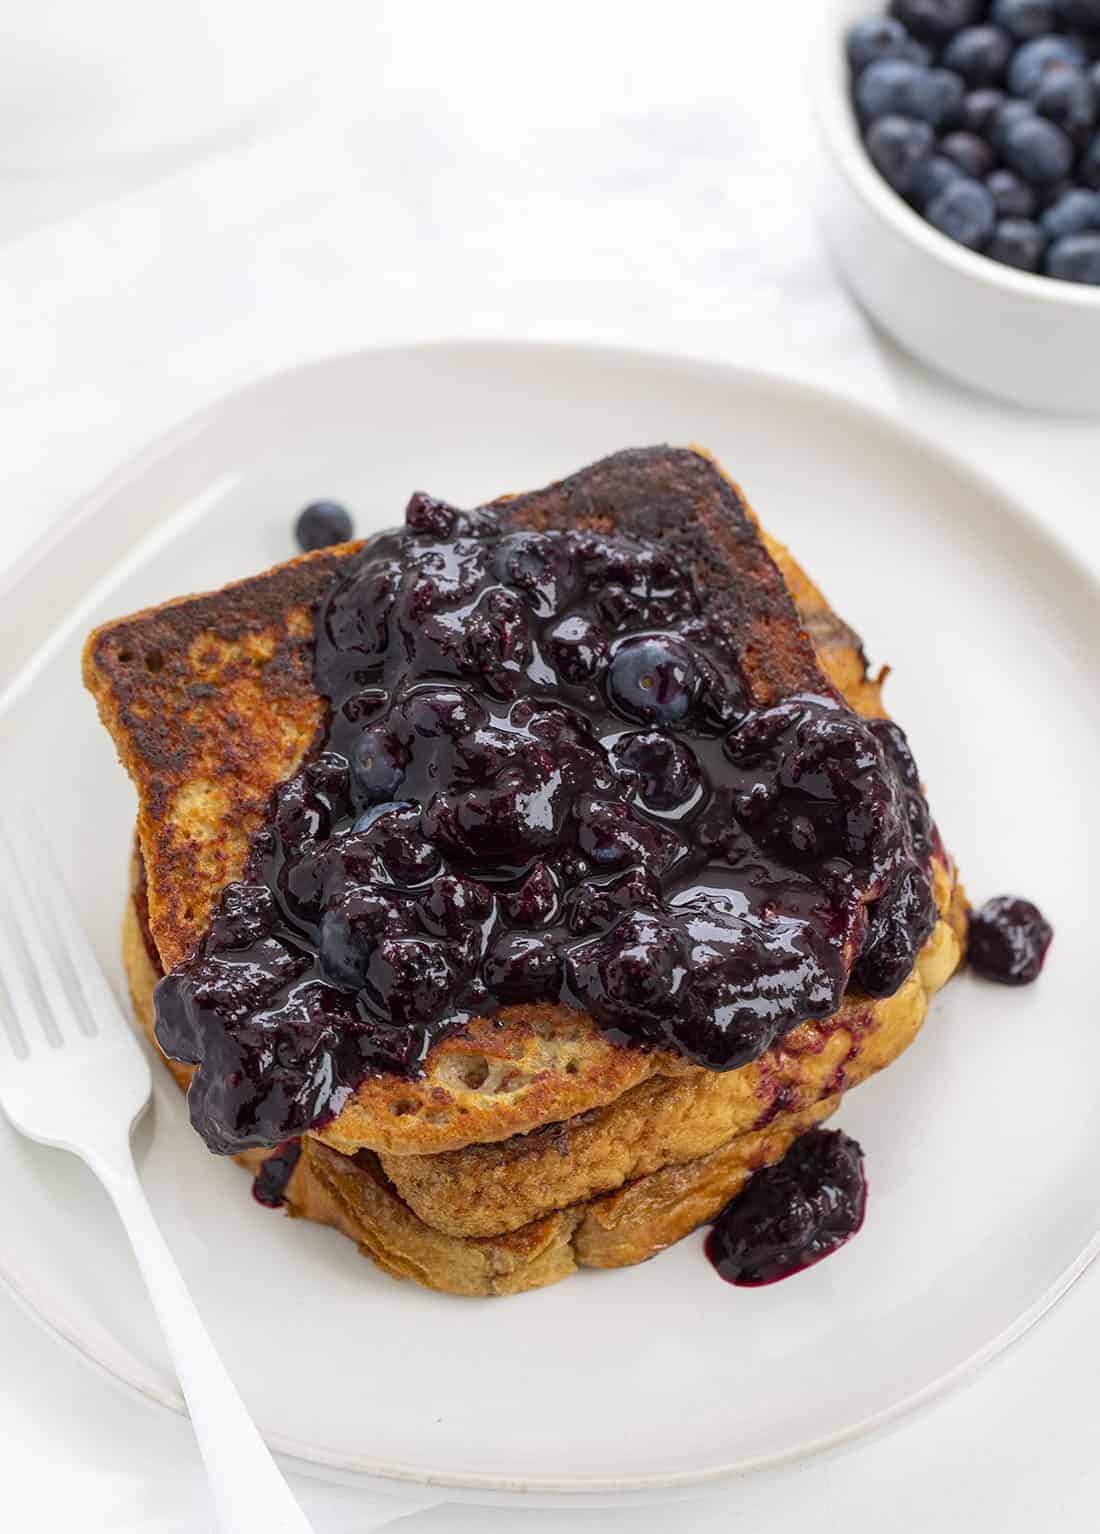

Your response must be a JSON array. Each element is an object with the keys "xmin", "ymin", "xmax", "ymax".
[
  {"xmin": 705, "ymin": 1128, "xmax": 867, "ymax": 1286},
  {"xmin": 968, "ymin": 894, "xmax": 1052, "ymax": 983},
  {"xmin": 155, "ymin": 496, "xmax": 937, "ymax": 1154},
  {"xmin": 251, "ymin": 1140, "xmax": 302, "ymax": 1208}
]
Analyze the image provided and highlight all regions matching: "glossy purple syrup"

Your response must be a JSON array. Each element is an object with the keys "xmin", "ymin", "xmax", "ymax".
[
  {"xmin": 705, "ymin": 1128, "xmax": 867, "ymax": 1286},
  {"xmin": 154, "ymin": 495, "xmax": 937, "ymax": 1154},
  {"xmin": 251, "ymin": 1141, "xmax": 302, "ymax": 1208},
  {"xmin": 968, "ymin": 895, "xmax": 1052, "ymax": 985}
]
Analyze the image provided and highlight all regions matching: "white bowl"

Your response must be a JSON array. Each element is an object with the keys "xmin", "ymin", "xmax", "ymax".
[{"xmin": 811, "ymin": 0, "xmax": 1100, "ymax": 414}]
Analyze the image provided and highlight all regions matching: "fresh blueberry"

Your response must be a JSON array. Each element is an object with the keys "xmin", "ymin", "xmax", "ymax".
[
  {"xmin": 1008, "ymin": 36, "xmax": 1087, "ymax": 99},
  {"xmin": 914, "ymin": 152, "xmax": 965, "ymax": 205},
  {"xmin": 351, "ymin": 727, "xmax": 406, "ymax": 802},
  {"xmin": 1000, "ymin": 114, "xmax": 1075, "ymax": 182},
  {"xmin": 992, "ymin": 97, "xmax": 1037, "ymax": 148},
  {"xmin": 1082, "ymin": 129, "xmax": 1100, "ymax": 185},
  {"xmin": 943, "ymin": 26, "xmax": 1013, "ymax": 86},
  {"xmin": 866, "ymin": 115, "xmax": 935, "ymax": 192},
  {"xmin": 857, "ymin": 60, "xmax": 965, "ymax": 127},
  {"xmin": 1033, "ymin": 65, "xmax": 1097, "ymax": 138},
  {"xmin": 295, "ymin": 501, "xmax": 354, "ymax": 552},
  {"xmin": 1056, "ymin": 0, "xmax": 1100, "ymax": 27},
  {"xmin": 928, "ymin": 68, "xmax": 966, "ymax": 127},
  {"xmin": 607, "ymin": 636, "xmax": 698, "ymax": 725},
  {"xmin": 987, "ymin": 217, "xmax": 1047, "ymax": 267},
  {"xmin": 1040, "ymin": 186, "xmax": 1100, "ymax": 235},
  {"xmin": 987, "ymin": 167, "xmax": 1038, "ymax": 215},
  {"xmin": 889, "ymin": 1, "xmax": 982, "ymax": 41},
  {"xmin": 1046, "ymin": 230, "xmax": 1100, "ymax": 279},
  {"xmin": 901, "ymin": 37, "xmax": 933, "ymax": 64},
  {"xmin": 992, "ymin": 0, "xmax": 1055, "ymax": 39},
  {"xmin": 927, "ymin": 177, "xmax": 997, "ymax": 246},
  {"xmin": 962, "ymin": 87, "xmax": 1005, "ymax": 133},
  {"xmin": 940, "ymin": 129, "xmax": 996, "ymax": 178},
  {"xmin": 846, "ymin": 16, "xmax": 912, "ymax": 72}
]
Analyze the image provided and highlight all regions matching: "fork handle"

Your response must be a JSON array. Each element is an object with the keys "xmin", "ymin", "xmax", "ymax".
[{"xmin": 86, "ymin": 1145, "xmax": 316, "ymax": 1534}]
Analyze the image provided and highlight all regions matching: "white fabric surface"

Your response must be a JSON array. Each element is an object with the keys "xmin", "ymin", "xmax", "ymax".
[{"xmin": 1, "ymin": 3, "xmax": 1098, "ymax": 1530}]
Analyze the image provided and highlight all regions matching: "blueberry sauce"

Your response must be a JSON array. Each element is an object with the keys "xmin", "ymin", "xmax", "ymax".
[
  {"xmin": 154, "ymin": 496, "xmax": 938, "ymax": 1155},
  {"xmin": 251, "ymin": 1140, "xmax": 303, "ymax": 1208},
  {"xmin": 968, "ymin": 894, "xmax": 1052, "ymax": 984},
  {"xmin": 705, "ymin": 1128, "xmax": 867, "ymax": 1286}
]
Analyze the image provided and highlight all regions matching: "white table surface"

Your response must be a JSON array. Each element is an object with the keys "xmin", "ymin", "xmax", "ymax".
[{"xmin": 1, "ymin": 3, "xmax": 1098, "ymax": 1529}]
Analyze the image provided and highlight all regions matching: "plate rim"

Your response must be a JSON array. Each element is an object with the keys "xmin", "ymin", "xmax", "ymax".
[{"xmin": 4, "ymin": 338, "xmax": 1099, "ymax": 1498}]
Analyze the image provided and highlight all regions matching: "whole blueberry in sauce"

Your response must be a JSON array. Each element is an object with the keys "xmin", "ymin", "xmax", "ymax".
[{"xmin": 155, "ymin": 498, "xmax": 939, "ymax": 1154}]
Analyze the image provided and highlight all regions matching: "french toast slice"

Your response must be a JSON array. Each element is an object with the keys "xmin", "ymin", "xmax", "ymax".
[{"xmin": 85, "ymin": 446, "xmax": 877, "ymax": 1160}]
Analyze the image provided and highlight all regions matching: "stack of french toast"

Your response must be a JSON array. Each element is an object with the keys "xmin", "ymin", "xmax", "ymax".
[{"xmin": 84, "ymin": 447, "xmax": 966, "ymax": 1296}]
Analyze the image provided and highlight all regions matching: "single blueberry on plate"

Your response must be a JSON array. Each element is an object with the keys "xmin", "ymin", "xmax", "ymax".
[
  {"xmin": 866, "ymin": 115, "xmax": 935, "ymax": 192},
  {"xmin": 987, "ymin": 167, "xmax": 1038, "ymax": 216},
  {"xmin": 988, "ymin": 217, "xmax": 1047, "ymax": 267},
  {"xmin": 1000, "ymin": 114, "xmax": 1075, "ymax": 181},
  {"xmin": 992, "ymin": 0, "xmax": 1055, "ymax": 39},
  {"xmin": 914, "ymin": 152, "xmax": 964, "ymax": 205},
  {"xmin": 1046, "ymin": 230, "xmax": 1100, "ymax": 279},
  {"xmin": 962, "ymin": 87, "xmax": 1005, "ymax": 133},
  {"xmin": 927, "ymin": 176, "xmax": 997, "ymax": 245},
  {"xmin": 942, "ymin": 26, "xmax": 1013, "ymax": 86},
  {"xmin": 889, "ymin": 0, "xmax": 982, "ymax": 41},
  {"xmin": 1008, "ymin": 35, "xmax": 1086, "ymax": 98},
  {"xmin": 1032, "ymin": 65, "xmax": 1097, "ymax": 138},
  {"xmin": 846, "ymin": 16, "xmax": 912, "ymax": 72},
  {"xmin": 940, "ymin": 129, "xmax": 996, "ymax": 178},
  {"xmin": 857, "ymin": 60, "xmax": 964, "ymax": 127},
  {"xmin": 1040, "ymin": 186, "xmax": 1100, "ymax": 236},
  {"xmin": 295, "ymin": 500, "xmax": 354, "ymax": 552},
  {"xmin": 607, "ymin": 636, "xmax": 698, "ymax": 725}
]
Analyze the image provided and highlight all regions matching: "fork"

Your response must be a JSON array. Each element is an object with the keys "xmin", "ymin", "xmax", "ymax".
[{"xmin": 0, "ymin": 812, "xmax": 315, "ymax": 1534}]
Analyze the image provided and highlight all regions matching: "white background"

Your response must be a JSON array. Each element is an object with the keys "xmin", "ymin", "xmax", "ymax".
[{"xmin": 1, "ymin": 3, "xmax": 1098, "ymax": 1529}]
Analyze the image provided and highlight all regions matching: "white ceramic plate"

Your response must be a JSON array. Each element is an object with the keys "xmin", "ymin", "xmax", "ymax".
[{"xmin": 1, "ymin": 343, "xmax": 1097, "ymax": 1500}]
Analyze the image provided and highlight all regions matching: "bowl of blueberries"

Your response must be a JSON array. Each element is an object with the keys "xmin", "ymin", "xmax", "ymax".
[{"xmin": 812, "ymin": 0, "xmax": 1100, "ymax": 412}]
